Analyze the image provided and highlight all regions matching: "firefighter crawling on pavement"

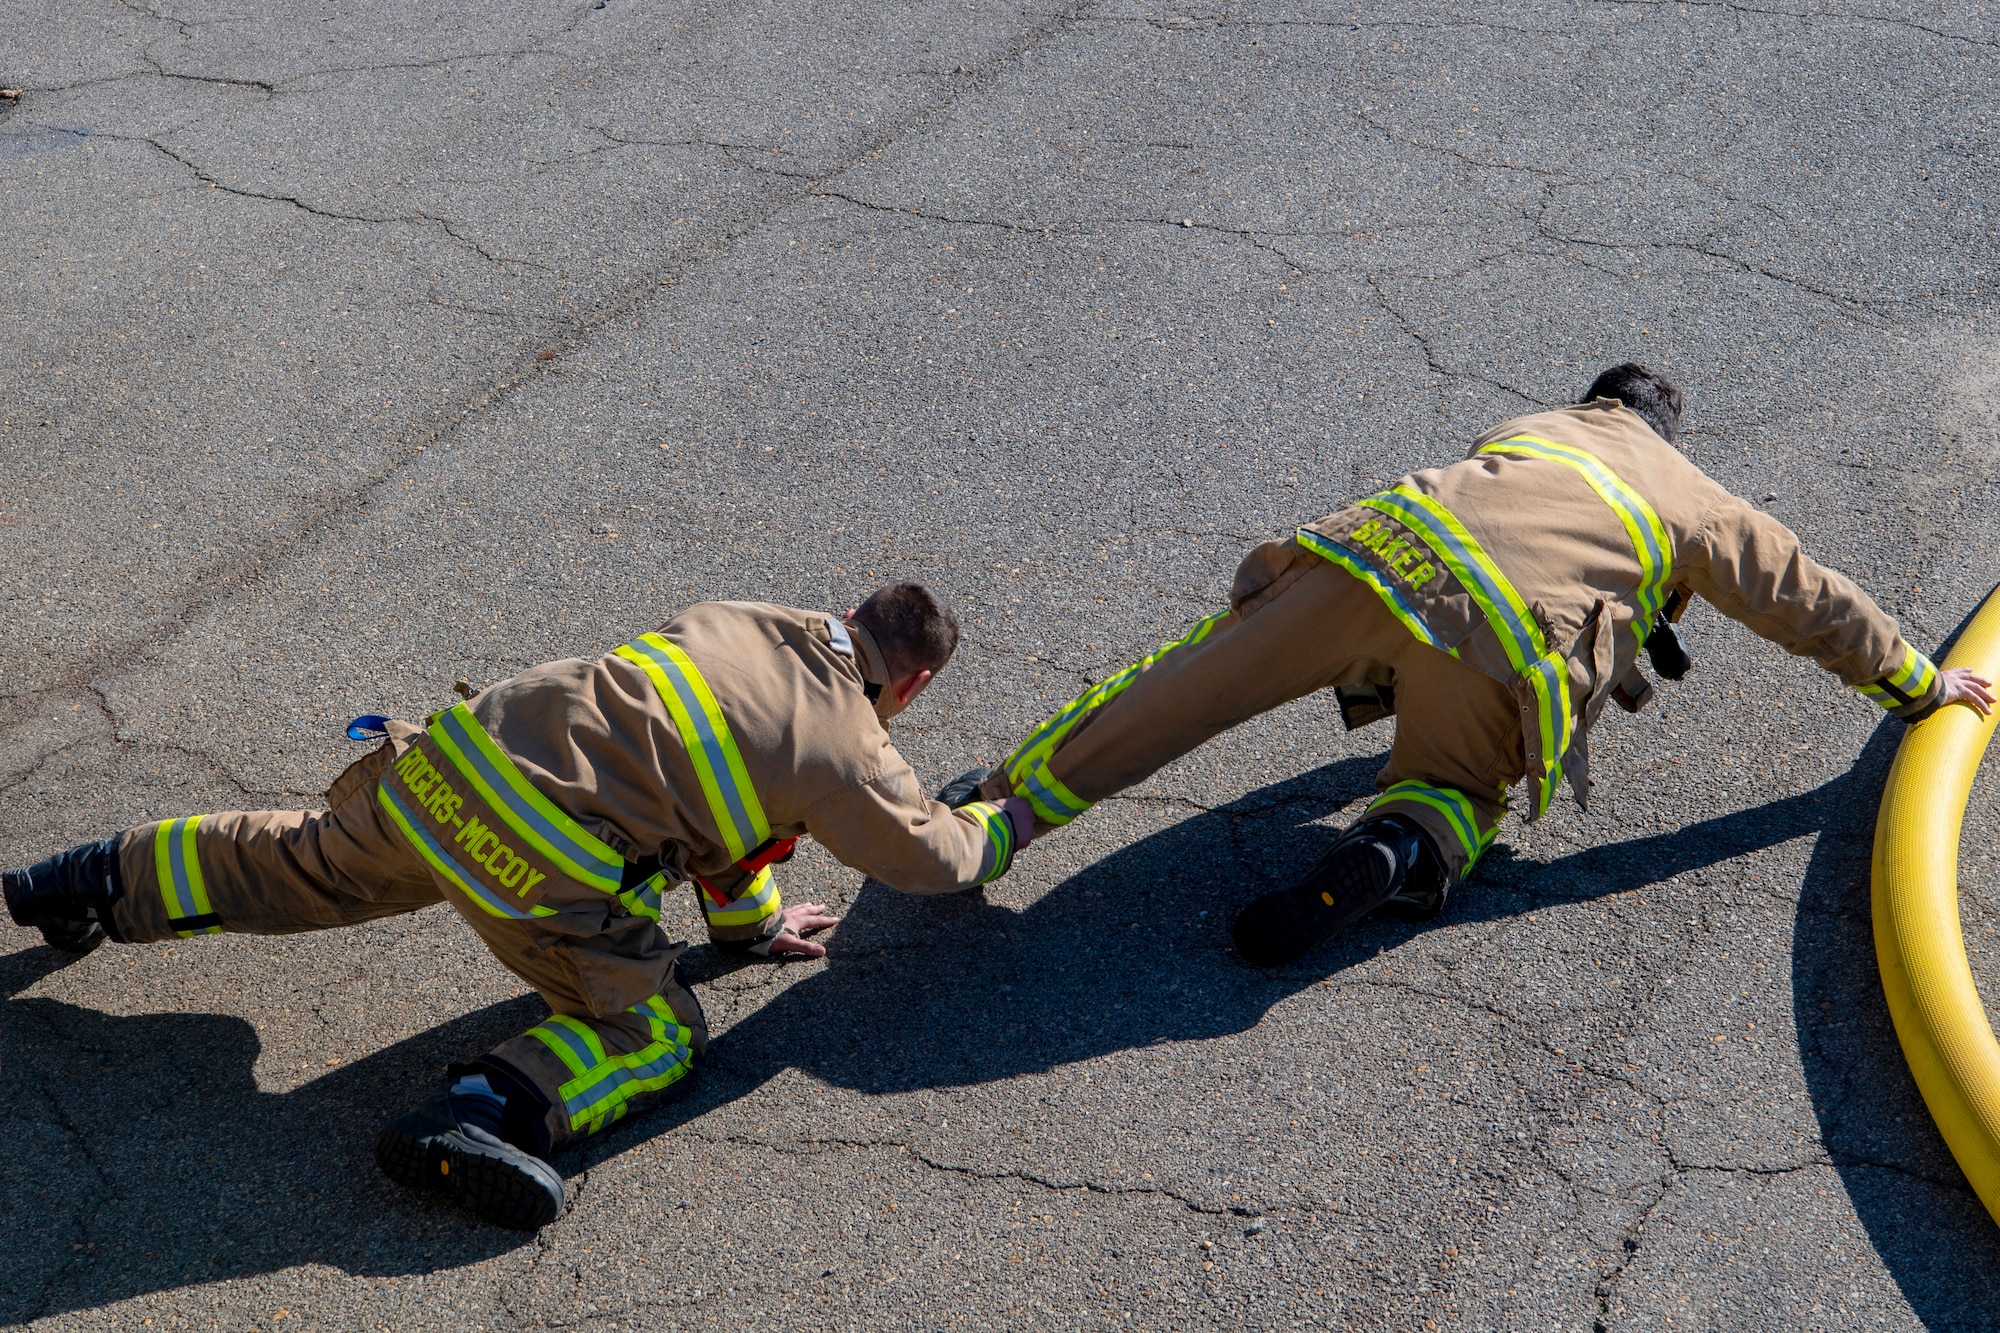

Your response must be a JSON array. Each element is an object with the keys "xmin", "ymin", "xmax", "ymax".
[
  {"xmin": 4, "ymin": 583, "xmax": 1035, "ymax": 1231},
  {"xmin": 942, "ymin": 364, "xmax": 1994, "ymax": 969}
]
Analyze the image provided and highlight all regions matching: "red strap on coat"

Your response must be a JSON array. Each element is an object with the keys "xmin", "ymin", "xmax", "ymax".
[
  {"xmin": 695, "ymin": 836, "xmax": 800, "ymax": 905},
  {"xmin": 736, "ymin": 836, "xmax": 799, "ymax": 875}
]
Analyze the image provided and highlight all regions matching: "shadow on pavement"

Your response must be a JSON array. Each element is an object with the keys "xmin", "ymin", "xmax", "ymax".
[
  {"xmin": 1787, "ymin": 723, "xmax": 2000, "ymax": 1329},
  {"xmin": 660, "ymin": 754, "xmax": 1411, "ymax": 1104},
  {"xmin": 0, "ymin": 755, "xmax": 1388, "ymax": 1320},
  {"xmin": 11, "ymin": 740, "xmax": 2000, "ymax": 1324},
  {"xmin": 651, "ymin": 732, "xmax": 2000, "ymax": 1330},
  {"xmin": 0, "ymin": 948, "xmax": 544, "ymax": 1323},
  {"xmin": 1408, "ymin": 719, "xmax": 2000, "ymax": 1330}
]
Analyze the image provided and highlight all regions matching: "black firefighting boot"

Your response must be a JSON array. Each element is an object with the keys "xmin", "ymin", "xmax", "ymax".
[
  {"xmin": 375, "ymin": 1069, "xmax": 566, "ymax": 1231},
  {"xmin": 1369, "ymin": 815, "xmax": 1451, "ymax": 921},
  {"xmin": 2, "ymin": 837, "xmax": 125, "ymax": 956},
  {"xmin": 1231, "ymin": 815, "xmax": 1448, "ymax": 968},
  {"xmin": 936, "ymin": 767, "xmax": 993, "ymax": 809}
]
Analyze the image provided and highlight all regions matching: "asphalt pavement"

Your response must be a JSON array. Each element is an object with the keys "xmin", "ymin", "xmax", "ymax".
[{"xmin": 5, "ymin": 0, "xmax": 2000, "ymax": 1328}]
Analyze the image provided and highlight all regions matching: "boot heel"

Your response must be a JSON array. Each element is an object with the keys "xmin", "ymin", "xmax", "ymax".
[{"xmin": 1233, "ymin": 837, "xmax": 1399, "ymax": 967}]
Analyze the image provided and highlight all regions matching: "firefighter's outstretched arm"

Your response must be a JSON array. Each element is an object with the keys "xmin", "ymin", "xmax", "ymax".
[
  {"xmin": 804, "ymin": 759, "xmax": 1033, "ymax": 896},
  {"xmin": 1682, "ymin": 493, "xmax": 1990, "ymax": 720}
]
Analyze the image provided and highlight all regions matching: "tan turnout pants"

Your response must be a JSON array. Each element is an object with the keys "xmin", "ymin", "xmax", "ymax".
[
  {"xmin": 983, "ymin": 540, "xmax": 1527, "ymax": 884},
  {"xmin": 107, "ymin": 734, "xmax": 706, "ymax": 1153}
]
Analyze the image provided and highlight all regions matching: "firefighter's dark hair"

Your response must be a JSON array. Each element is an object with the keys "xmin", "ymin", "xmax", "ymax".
[
  {"xmin": 854, "ymin": 582, "xmax": 960, "ymax": 679},
  {"xmin": 1584, "ymin": 363, "xmax": 1683, "ymax": 445}
]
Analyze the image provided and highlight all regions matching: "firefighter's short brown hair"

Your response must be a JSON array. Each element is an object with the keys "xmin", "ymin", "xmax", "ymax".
[{"xmin": 854, "ymin": 582, "xmax": 960, "ymax": 679}]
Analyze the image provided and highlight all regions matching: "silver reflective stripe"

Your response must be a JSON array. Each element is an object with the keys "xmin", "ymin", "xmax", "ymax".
[{"xmin": 825, "ymin": 617, "xmax": 855, "ymax": 657}]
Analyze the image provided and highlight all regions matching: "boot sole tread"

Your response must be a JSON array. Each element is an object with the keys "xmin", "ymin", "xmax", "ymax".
[
  {"xmin": 373, "ymin": 1125, "xmax": 449, "ymax": 1192},
  {"xmin": 374, "ymin": 1123, "xmax": 563, "ymax": 1229},
  {"xmin": 447, "ymin": 1140, "xmax": 566, "ymax": 1231},
  {"xmin": 1236, "ymin": 844, "xmax": 1397, "ymax": 967}
]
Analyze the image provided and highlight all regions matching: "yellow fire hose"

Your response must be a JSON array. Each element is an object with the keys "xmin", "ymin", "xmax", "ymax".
[{"xmin": 1874, "ymin": 589, "xmax": 2000, "ymax": 1226}]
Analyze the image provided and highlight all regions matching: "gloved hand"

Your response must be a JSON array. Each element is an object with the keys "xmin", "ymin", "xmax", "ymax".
[{"xmin": 936, "ymin": 767, "xmax": 991, "ymax": 808}]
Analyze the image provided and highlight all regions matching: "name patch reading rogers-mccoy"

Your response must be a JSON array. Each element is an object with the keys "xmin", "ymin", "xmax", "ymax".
[{"xmin": 387, "ymin": 734, "xmax": 563, "ymax": 909}]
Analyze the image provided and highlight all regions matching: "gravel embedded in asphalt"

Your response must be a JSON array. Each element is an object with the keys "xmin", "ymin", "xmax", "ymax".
[{"xmin": 5, "ymin": 0, "xmax": 2000, "ymax": 1328}]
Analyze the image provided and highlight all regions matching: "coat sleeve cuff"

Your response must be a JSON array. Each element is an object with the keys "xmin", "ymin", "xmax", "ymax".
[
  {"xmin": 698, "ymin": 866, "xmax": 783, "ymax": 943},
  {"xmin": 957, "ymin": 801, "xmax": 1018, "ymax": 884},
  {"xmin": 1854, "ymin": 644, "xmax": 1941, "ymax": 720}
]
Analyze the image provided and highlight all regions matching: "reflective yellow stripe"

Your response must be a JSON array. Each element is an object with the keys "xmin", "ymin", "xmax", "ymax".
[
  {"xmin": 153, "ymin": 816, "xmax": 223, "ymax": 936},
  {"xmin": 960, "ymin": 800, "xmax": 1017, "ymax": 883},
  {"xmin": 1859, "ymin": 644, "xmax": 1941, "ymax": 711},
  {"xmin": 1889, "ymin": 644, "xmax": 1937, "ymax": 696},
  {"xmin": 1296, "ymin": 529, "xmax": 1452, "ymax": 651},
  {"xmin": 378, "ymin": 785, "xmax": 559, "ymax": 920},
  {"xmin": 1015, "ymin": 755, "xmax": 1090, "ymax": 828},
  {"xmin": 1367, "ymin": 780, "xmax": 1494, "ymax": 870},
  {"xmin": 701, "ymin": 866, "xmax": 781, "ymax": 927},
  {"xmin": 1361, "ymin": 485, "xmax": 1573, "ymax": 817},
  {"xmin": 619, "ymin": 870, "xmax": 669, "ymax": 922},
  {"xmin": 1478, "ymin": 435, "xmax": 1673, "ymax": 643},
  {"xmin": 615, "ymin": 633, "xmax": 770, "ymax": 861},
  {"xmin": 1002, "ymin": 611, "xmax": 1230, "ymax": 824},
  {"xmin": 533, "ymin": 998, "xmax": 695, "ymax": 1135},
  {"xmin": 1362, "ymin": 486, "xmax": 1546, "ymax": 672},
  {"xmin": 528, "ymin": 1015, "xmax": 609, "ymax": 1080},
  {"xmin": 1524, "ymin": 656, "xmax": 1572, "ymax": 817},
  {"xmin": 428, "ymin": 703, "xmax": 623, "ymax": 893}
]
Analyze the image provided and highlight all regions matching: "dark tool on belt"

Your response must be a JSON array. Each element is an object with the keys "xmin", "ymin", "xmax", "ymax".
[{"xmin": 1644, "ymin": 589, "xmax": 1691, "ymax": 681}]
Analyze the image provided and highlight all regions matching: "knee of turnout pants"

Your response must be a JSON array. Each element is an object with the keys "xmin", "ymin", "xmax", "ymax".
[
  {"xmin": 372, "ymin": 756, "xmax": 711, "ymax": 1150},
  {"xmin": 110, "ymin": 743, "xmax": 444, "ymax": 943},
  {"xmin": 1364, "ymin": 629, "xmax": 1525, "ymax": 888},
  {"xmin": 983, "ymin": 542, "xmax": 1419, "ymax": 833},
  {"xmin": 456, "ymin": 900, "xmax": 710, "ymax": 1153}
]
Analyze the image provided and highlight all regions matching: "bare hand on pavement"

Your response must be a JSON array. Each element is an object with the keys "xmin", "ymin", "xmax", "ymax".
[{"xmin": 767, "ymin": 901, "xmax": 841, "ymax": 958}]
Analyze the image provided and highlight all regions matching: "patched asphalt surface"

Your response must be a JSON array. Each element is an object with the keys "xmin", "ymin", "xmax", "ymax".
[{"xmin": 5, "ymin": 1, "xmax": 2000, "ymax": 1328}]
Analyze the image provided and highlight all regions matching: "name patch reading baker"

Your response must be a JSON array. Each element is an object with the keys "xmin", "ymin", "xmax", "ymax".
[{"xmin": 1347, "ymin": 516, "xmax": 1439, "ymax": 590}]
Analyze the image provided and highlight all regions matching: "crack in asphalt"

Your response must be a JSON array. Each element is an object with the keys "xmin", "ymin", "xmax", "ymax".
[
  {"xmin": 106, "ymin": 0, "xmax": 198, "ymax": 45},
  {"xmin": 0, "ymin": 736, "xmax": 82, "ymax": 800},
  {"xmin": 812, "ymin": 184, "xmax": 1463, "ymax": 248},
  {"xmin": 1590, "ymin": 1173, "xmax": 1669, "ymax": 1332},
  {"xmin": 0, "ymin": 670, "xmax": 311, "ymax": 802},
  {"xmin": 0, "ymin": 0, "xmax": 1099, "ymax": 760},
  {"xmin": 1587, "ymin": 1145, "xmax": 1972, "ymax": 1328},
  {"xmin": 1531, "ymin": 226, "xmax": 1898, "ymax": 327},
  {"xmin": 105, "ymin": 132, "xmax": 548, "ymax": 268},
  {"xmin": 686, "ymin": 1129, "xmax": 1231, "ymax": 1214},
  {"xmin": 1090, "ymin": 11, "xmax": 1566, "ymax": 35},
  {"xmin": 22, "ymin": 64, "xmax": 280, "ymax": 96},
  {"xmin": 82, "ymin": 681, "xmax": 285, "ymax": 800},
  {"xmin": 1599, "ymin": 0, "xmax": 2000, "ymax": 50},
  {"xmin": 44, "ymin": 0, "xmax": 662, "ymax": 96},
  {"xmin": 11, "ymin": 1003, "xmax": 119, "ymax": 1323},
  {"xmin": 1357, "ymin": 273, "xmax": 1550, "ymax": 406}
]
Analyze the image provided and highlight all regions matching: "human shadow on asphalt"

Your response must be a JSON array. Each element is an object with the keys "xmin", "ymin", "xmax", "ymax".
[
  {"xmin": 1402, "ymin": 720, "xmax": 2000, "ymax": 1326},
  {"xmin": 1360, "ymin": 721, "xmax": 2000, "ymax": 1329},
  {"xmin": 1, "ymin": 754, "xmax": 1397, "ymax": 1321},
  {"xmin": 0, "ymin": 946, "xmax": 547, "ymax": 1323},
  {"xmin": 11, "ymin": 736, "xmax": 1996, "ymax": 1323},
  {"xmin": 650, "ymin": 753, "xmax": 1415, "ymax": 1105},
  {"xmin": 1786, "ymin": 723, "xmax": 2000, "ymax": 1330},
  {"xmin": 639, "ymin": 729, "xmax": 2000, "ymax": 1329}
]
